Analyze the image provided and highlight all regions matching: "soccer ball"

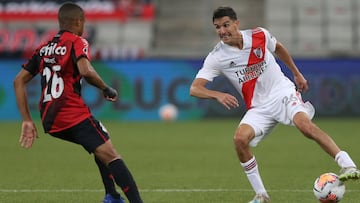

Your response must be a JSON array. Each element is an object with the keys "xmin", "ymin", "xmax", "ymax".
[
  {"xmin": 313, "ymin": 173, "xmax": 345, "ymax": 203},
  {"xmin": 159, "ymin": 103, "xmax": 178, "ymax": 121}
]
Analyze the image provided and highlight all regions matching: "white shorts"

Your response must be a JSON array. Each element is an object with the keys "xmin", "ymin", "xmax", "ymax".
[{"xmin": 239, "ymin": 89, "xmax": 315, "ymax": 147}]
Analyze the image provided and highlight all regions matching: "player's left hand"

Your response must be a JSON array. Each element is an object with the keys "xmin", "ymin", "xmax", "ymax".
[
  {"xmin": 103, "ymin": 86, "xmax": 118, "ymax": 101},
  {"xmin": 294, "ymin": 73, "xmax": 308, "ymax": 92},
  {"xmin": 19, "ymin": 121, "xmax": 38, "ymax": 149},
  {"xmin": 216, "ymin": 92, "xmax": 239, "ymax": 110}
]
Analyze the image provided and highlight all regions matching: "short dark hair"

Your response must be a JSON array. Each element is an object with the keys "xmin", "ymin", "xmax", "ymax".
[
  {"xmin": 212, "ymin": 7, "xmax": 237, "ymax": 22},
  {"xmin": 58, "ymin": 2, "xmax": 84, "ymax": 28}
]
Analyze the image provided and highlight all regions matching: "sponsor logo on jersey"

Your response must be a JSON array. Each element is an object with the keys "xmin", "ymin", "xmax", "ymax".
[
  {"xmin": 235, "ymin": 61, "xmax": 266, "ymax": 83},
  {"xmin": 39, "ymin": 42, "xmax": 67, "ymax": 56}
]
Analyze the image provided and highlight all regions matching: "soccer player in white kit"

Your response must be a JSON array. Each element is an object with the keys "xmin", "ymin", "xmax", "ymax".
[{"xmin": 190, "ymin": 6, "xmax": 359, "ymax": 203}]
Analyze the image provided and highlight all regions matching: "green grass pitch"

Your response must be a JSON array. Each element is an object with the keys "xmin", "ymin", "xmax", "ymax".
[{"xmin": 0, "ymin": 118, "xmax": 359, "ymax": 202}]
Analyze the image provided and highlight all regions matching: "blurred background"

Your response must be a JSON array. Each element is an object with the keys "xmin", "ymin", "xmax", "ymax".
[{"xmin": 0, "ymin": 0, "xmax": 359, "ymax": 121}]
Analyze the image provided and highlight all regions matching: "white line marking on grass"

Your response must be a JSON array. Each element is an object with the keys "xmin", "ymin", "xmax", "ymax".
[
  {"xmin": 140, "ymin": 189, "xmax": 360, "ymax": 193},
  {"xmin": 141, "ymin": 189, "xmax": 254, "ymax": 192},
  {"xmin": 0, "ymin": 188, "xmax": 359, "ymax": 193}
]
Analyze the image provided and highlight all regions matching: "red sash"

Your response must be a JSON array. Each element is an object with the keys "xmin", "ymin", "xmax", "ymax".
[{"xmin": 242, "ymin": 28, "xmax": 266, "ymax": 109}]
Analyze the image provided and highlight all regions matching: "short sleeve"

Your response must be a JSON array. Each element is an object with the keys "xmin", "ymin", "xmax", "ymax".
[
  {"xmin": 73, "ymin": 37, "xmax": 91, "ymax": 61},
  {"xmin": 260, "ymin": 27, "xmax": 277, "ymax": 52},
  {"xmin": 22, "ymin": 51, "xmax": 41, "ymax": 76},
  {"xmin": 195, "ymin": 53, "xmax": 221, "ymax": 82}
]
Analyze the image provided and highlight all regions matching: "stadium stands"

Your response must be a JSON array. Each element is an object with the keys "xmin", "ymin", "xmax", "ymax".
[
  {"xmin": 151, "ymin": 0, "xmax": 360, "ymax": 58},
  {"xmin": 149, "ymin": 0, "xmax": 265, "ymax": 58},
  {"xmin": 0, "ymin": 0, "xmax": 359, "ymax": 59},
  {"xmin": 0, "ymin": 0, "xmax": 154, "ymax": 59},
  {"xmin": 266, "ymin": 0, "xmax": 358, "ymax": 57}
]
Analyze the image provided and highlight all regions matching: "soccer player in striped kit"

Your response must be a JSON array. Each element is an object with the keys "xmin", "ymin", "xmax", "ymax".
[
  {"xmin": 190, "ymin": 6, "xmax": 359, "ymax": 203},
  {"xmin": 13, "ymin": 2, "xmax": 143, "ymax": 203}
]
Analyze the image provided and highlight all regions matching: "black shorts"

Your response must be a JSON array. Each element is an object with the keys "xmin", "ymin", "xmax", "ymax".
[{"xmin": 50, "ymin": 116, "xmax": 110, "ymax": 153}]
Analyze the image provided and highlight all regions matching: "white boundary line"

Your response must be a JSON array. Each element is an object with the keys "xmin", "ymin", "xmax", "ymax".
[{"xmin": 0, "ymin": 188, "xmax": 359, "ymax": 193}]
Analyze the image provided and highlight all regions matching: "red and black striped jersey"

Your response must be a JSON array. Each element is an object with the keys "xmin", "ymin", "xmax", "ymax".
[{"xmin": 22, "ymin": 30, "xmax": 92, "ymax": 133}]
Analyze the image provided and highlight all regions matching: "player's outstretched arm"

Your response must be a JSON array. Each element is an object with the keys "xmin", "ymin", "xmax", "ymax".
[
  {"xmin": 190, "ymin": 78, "xmax": 239, "ymax": 110},
  {"xmin": 77, "ymin": 57, "xmax": 118, "ymax": 101},
  {"xmin": 14, "ymin": 69, "xmax": 39, "ymax": 148},
  {"xmin": 274, "ymin": 42, "xmax": 308, "ymax": 92}
]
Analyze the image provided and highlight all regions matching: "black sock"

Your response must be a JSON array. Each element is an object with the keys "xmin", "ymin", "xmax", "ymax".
[
  {"xmin": 94, "ymin": 156, "xmax": 121, "ymax": 199},
  {"xmin": 108, "ymin": 159, "xmax": 143, "ymax": 203}
]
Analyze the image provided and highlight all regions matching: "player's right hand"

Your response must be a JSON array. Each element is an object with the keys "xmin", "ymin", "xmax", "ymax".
[
  {"xmin": 103, "ymin": 86, "xmax": 118, "ymax": 101},
  {"xmin": 20, "ymin": 121, "xmax": 38, "ymax": 149}
]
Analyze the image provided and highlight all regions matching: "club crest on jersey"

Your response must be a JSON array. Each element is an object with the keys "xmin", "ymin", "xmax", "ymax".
[{"xmin": 253, "ymin": 47, "xmax": 263, "ymax": 59}]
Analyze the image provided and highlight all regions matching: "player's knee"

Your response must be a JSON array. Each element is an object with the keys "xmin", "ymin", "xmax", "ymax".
[
  {"xmin": 95, "ymin": 151, "xmax": 121, "ymax": 166},
  {"xmin": 233, "ymin": 132, "xmax": 251, "ymax": 148},
  {"xmin": 94, "ymin": 142, "xmax": 121, "ymax": 164},
  {"xmin": 233, "ymin": 125, "xmax": 254, "ymax": 148}
]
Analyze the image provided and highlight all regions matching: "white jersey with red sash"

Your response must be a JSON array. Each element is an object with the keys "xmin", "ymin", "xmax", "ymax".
[{"xmin": 196, "ymin": 27, "xmax": 295, "ymax": 109}]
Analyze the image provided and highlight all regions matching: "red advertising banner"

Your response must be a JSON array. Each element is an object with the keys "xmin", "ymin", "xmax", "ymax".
[
  {"xmin": 0, "ymin": 0, "xmax": 154, "ymax": 21},
  {"xmin": 0, "ymin": 27, "xmax": 95, "ymax": 58},
  {"xmin": 0, "ymin": 1, "xmax": 154, "ymax": 59}
]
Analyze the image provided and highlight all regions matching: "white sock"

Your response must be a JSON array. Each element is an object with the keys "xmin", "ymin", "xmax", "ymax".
[
  {"xmin": 335, "ymin": 151, "xmax": 356, "ymax": 168},
  {"xmin": 240, "ymin": 156, "xmax": 267, "ymax": 195}
]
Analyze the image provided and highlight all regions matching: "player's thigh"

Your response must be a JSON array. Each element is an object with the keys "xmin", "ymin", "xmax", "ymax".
[
  {"xmin": 239, "ymin": 108, "xmax": 277, "ymax": 147},
  {"xmin": 72, "ymin": 116, "xmax": 112, "ymax": 154},
  {"xmin": 279, "ymin": 90, "xmax": 315, "ymax": 125}
]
